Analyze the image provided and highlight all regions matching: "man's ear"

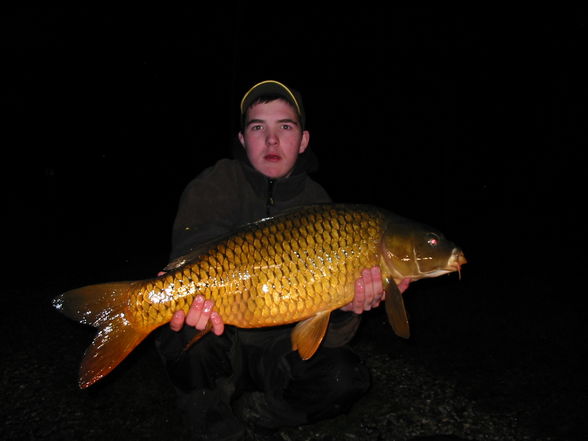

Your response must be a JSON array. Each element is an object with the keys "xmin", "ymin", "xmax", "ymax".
[
  {"xmin": 299, "ymin": 130, "xmax": 310, "ymax": 153},
  {"xmin": 238, "ymin": 131, "xmax": 245, "ymax": 148}
]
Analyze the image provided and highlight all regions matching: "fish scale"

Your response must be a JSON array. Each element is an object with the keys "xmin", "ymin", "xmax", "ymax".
[
  {"xmin": 130, "ymin": 206, "xmax": 382, "ymax": 329},
  {"xmin": 53, "ymin": 203, "xmax": 466, "ymax": 388}
]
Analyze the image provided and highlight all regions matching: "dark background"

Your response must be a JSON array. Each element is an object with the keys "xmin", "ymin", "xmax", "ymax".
[{"xmin": 3, "ymin": 6, "xmax": 586, "ymax": 441}]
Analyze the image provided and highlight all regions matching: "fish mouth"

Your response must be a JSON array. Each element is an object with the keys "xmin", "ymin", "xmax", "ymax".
[{"xmin": 447, "ymin": 248, "xmax": 467, "ymax": 279}]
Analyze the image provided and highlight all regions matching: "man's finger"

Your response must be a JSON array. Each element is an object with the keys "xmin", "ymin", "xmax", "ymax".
[
  {"xmin": 210, "ymin": 311, "xmax": 225, "ymax": 336},
  {"xmin": 362, "ymin": 268, "xmax": 375, "ymax": 311},
  {"xmin": 354, "ymin": 277, "xmax": 365, "ymax": 314},
  {"xmin": 195, "ymin": 299, "xmax": 214, "ymax": 330},
  {"xmin": 370, "ymin": 266, "xmax": 383, "ymax": 295},
  {"xmin": 169, "ymin": 310, "xmax": 185, "ymax": 332},
  {"xmin": 185, "ymin": 295, "xmax": 204, "ymax": 327},
  {"xmin": 398, "ymin": 278, "xmax": 411, "ymax": 294}
]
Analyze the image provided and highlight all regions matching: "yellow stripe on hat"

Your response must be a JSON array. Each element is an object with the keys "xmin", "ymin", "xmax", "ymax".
[{"xmin": 240, "ymin": 80, "xmax": 302, "ymax": 115}]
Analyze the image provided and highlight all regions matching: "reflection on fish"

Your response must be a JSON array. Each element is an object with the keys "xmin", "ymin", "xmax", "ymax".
[{"xmin": 53, "ymin": 204, "xmax": 466, "ymax": 388}]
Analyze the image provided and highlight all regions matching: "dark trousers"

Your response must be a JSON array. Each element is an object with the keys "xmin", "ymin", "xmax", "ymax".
[{"xmin": 156, "ymin": 325, "xmax": 371, "ymax": 439}]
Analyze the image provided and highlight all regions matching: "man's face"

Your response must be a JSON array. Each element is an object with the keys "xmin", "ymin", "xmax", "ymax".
[{"xmin": 238, "ymin": 99, "xmax": 309, "ymax": 179}]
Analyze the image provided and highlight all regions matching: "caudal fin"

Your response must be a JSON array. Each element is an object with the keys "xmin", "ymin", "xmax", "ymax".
[{"xmin": 53, "ymin": 281, "xmax": 150, "ymax": 388}]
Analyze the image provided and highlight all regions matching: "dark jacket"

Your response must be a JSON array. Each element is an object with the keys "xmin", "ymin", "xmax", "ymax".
[
  {"xmin": 157, "ymin": 153, "xmax": 361, "ymax": 371},
  {"xmin": 169, "ymin": 157, "xmax": 331, "ymax": 261}
]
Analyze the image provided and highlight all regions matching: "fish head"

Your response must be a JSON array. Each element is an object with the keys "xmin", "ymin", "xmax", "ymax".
[{"xmin": 381, "ymin": 217, "xmax": 467, "ymax": 282}]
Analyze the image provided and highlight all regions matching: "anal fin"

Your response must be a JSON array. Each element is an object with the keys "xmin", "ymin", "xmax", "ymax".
[{"xmin": 291, "ymin": 311, "xmax": 331, "ymax": 360}]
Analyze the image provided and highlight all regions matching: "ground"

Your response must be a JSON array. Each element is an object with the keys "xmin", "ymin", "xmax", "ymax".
[{"xmin": 2, "ymin": 256, "xmax": 586, "ymax": 441}]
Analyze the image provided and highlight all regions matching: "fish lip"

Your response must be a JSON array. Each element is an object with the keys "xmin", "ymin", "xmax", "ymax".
[
  {"xmin": 448, "ymin": 248, "xmax": 467, "ymax": 278},
  {"xmin": 449, "ymin": 248, "xmax": 467, "ymax": 264}
]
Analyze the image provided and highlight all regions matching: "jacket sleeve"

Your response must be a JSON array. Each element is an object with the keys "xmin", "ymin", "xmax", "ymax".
[
  {"xmin": 156, "ymin": 161, "xmax": 242, "ymax": 367},
  {"xmin": 169, "ymin": 161, "xmax": 241, "ymax": 260},
  {"xmin": 155, "ymin": 322, "xmax": 198, "ymax": 366}
]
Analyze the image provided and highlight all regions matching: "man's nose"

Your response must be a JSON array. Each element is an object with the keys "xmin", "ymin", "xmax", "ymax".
[{"xmin": 265, "ymin": 130, "xmax": 278, "ymax": 146}]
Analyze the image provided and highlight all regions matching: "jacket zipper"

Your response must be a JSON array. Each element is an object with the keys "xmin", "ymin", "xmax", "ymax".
[{"xmin": 266, "ymin": 178, "xmax": 275, "ymax": 216}]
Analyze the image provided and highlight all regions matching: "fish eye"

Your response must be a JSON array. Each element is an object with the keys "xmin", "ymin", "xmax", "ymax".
[{"xmin": 426, "ymin": 234, "xmax": 440, "ymax": 247}]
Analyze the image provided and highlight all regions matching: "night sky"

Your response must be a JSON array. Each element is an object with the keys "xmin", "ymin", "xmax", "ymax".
[
  {"xmin": 6, "ymin": 7, "xmax": 584, "ymax": 287},
  {"xmin": 0, "ymin": 8, "xmax": 581, "ymax": 322}
]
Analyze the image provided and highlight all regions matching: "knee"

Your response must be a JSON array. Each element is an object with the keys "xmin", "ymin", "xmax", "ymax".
[
  {"xmin": 164, "ymin": 328, "xmax": 238, "ymax": 391},
  {"xmin": 294, "ymin": 348, "xmax": 371, "ymax": 421},
  {"xmin": 289, "ymin": 347, "xmax": 371, "ymax": 398},
  {"xmin": 324, "ymin": 349, "xmax": 371, "ymax": 397}
]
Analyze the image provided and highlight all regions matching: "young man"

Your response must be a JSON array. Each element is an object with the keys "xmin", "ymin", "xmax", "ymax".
[{"xmin": 155, "ymin": 80, "xmax": 405, "ymax": 441}]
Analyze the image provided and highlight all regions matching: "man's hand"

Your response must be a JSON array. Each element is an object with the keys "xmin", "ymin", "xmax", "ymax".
[
  {"xmin": 169, "ymin": 295, "xmax": 225, "ymax": 336},
  {"xmin": 340, "ymin": 266, "xmax": 410, "ymax": 314},
  {"xmin": 396, "ymin": 277, "xmax": 410, "ymax": 294},
  {"xmin": 156, "ymin": 270, "xmax": 224, "ymax": 336}
]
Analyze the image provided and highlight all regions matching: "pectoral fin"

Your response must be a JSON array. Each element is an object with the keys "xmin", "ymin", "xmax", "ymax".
[
  {"xmin": 291, "ymin": 311, "xmax": 331, "ymax": 360},
  {"xmin": 385, "ymin": 281, "xmax": 410, "ymax": 338}
]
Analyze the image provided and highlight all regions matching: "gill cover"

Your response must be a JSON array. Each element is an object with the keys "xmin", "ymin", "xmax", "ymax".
[{"xmin": 381, "ymin": 216, "xmax": 458, "ymax": 281}]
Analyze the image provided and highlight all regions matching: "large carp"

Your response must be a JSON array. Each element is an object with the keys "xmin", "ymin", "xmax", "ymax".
[{"xmin": 53, "ymin": 204, "xmax": 466, "ymax": 388}]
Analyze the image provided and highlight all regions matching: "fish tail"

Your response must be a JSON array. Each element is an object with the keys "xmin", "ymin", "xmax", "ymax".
[{"xmin": 53, "ymin": 281, "xmax": 150, "ymax": 388}]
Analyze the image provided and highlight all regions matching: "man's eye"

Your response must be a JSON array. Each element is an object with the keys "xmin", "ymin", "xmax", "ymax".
[
  {"xmin": 251, "ymin": 125, "xmax": 263, "ymax": 131},
  {"xmin": 281, "ymin": 124, "xmax": 293, "ymax": 130}
]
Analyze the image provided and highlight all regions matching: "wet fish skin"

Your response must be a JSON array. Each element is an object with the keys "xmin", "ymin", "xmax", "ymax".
[
  {"xmin": 130, "ymin": 205, "xmax": 384, "ymax": 329},
  {"xmin": 53, "ymin": 204, "xmax": 466, "ymax": 388}
]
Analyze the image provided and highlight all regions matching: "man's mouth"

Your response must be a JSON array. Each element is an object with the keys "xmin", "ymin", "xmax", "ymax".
[{"xmin": 264, "ymin": 154, "xmax": 281, "ymax": 162}]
